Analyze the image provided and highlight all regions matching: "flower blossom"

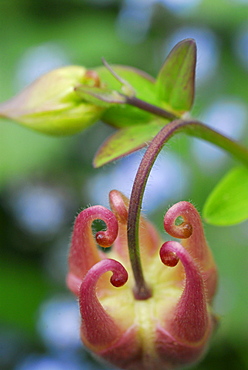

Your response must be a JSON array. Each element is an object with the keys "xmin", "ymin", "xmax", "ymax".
[{"xmin": 67, "ymin": 190, "xmax": 218, "ymax": 370}]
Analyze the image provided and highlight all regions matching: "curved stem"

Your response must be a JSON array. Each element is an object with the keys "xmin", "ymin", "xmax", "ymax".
[
  {"xmin": 126, "ymin": 97, "xmax": 248, "ymax": 166},
  {"xmin": 127, "ymin": 119, "xmax": 248, "ymax": 300}
]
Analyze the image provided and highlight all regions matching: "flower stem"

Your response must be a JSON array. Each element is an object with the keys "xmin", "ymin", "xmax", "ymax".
[
  {"xmin": 126, "ymin": 96, "xmax": 179, "ymax": 121},
  {"xmin": 127, "ymin": 119, "xmax": 248, "ymax": 300},
  {"xmin": 125, "ymin": 97, "xmax": 248, "ymax": 166}
]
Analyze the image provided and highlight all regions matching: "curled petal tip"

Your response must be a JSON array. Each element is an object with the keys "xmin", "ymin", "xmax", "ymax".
[
  {"xmin": 67, "ymin": 205, "xmax": 118, "ymax": 290},
  {"xmin": 110, "ymin": 269, "xmax": 128, "ymax": 287},
  {"xmin": 96, "ymin": 228, "xmax": 117, "ymax": 248},
  {"xmin": 164, "ymin": 201, "xmax": 218, "ymax": 302},
  {"xmin": 178, "ymin": 221, "xmax": 193, "ymax": 238},
  {"xmin": 164, "ymin": 201, "xmax": 195, "ymax": 239},
  {"xmin": 160, "ymin": 248, "xmax": 179, "ymax": 267},
  {"xmin": 80, "ymin": 259, "xmax": 128, "ymax": 349}
]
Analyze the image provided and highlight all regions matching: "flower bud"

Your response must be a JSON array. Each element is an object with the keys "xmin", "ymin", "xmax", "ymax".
[
  {"xmin": 0, "ymin": 66, "xmax": 105, "ymax": 135},
  {"xmin": 67, "ymin": 191, "xmax": 218, "ymax": 370}
]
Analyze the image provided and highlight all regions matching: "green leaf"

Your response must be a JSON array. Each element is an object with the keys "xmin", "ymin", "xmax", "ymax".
[
  {"xmin": 156, "ymin": 39, "xmax": 196, "ymax": 114},
  {"xmin": 203, "ymin": 166, "xmax": 248, "ymax": 225},
  {"xmin": 93, "ymin": 121, "xmax": 165, "ymax": 167}
]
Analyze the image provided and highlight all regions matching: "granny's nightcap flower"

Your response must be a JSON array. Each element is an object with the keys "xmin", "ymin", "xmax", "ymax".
[
  {"xmin": 67, "ymin": 190, "xmax": 218, "ymax": 370},
  {"xmin": 0, "ymin": 67, "xmax": 104, "ymax": 135}
]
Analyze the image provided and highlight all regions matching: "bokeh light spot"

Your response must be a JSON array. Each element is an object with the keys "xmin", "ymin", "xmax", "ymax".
[
  {"xmin": 8, "ymin": 183, "xmax": 69, "ymax": 236},
  {"xmin": 37, "ymin": 296, "xmax": 81, "ymax": 351},
  {"xmin": 16, "ymin": 42, "xmax": 70, "ymax": 89},
  {"xmin": 159, "ymin": 0, "xmax": 202, "ymax": 14}
]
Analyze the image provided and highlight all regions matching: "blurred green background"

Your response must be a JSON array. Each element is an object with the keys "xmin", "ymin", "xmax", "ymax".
[{"xmin": 0, "ymin": 0, "xmax": 248, "ymax": 369}]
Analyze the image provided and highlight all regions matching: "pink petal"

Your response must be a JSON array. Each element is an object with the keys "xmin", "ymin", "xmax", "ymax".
[
  {"xmin": 163, "ymin": 201, "xmax": 217, "ymax": 301},
  {"xmin": 79, "ymin": 258, "xmax": 128, "ymax": 350},
  {"xmin": 156, "ymin": 240, "xmax": 217, "ymax": 367},
  {"xmin": 160, "ymin": 241, "xmax": 210, "ymax": 343},
  {"xmin": 67, "ymin": 205, "xmax": 118, "ymax": 295}
]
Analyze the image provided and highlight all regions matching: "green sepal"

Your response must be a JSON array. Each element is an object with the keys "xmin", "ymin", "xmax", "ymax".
[
  {"xmin": 96, "ymin": 65, "xmax": 162, "ymax": 128},
  {"xmin": 156, "ymin": 39, "xmax": 196, "ymax": 114},
  {"xmin": 75, "ymin": 86, "xmax": 127, "ymax": 107},
  {"xmin": 93, "ymin": 120, "xmax": 166, "ymax": 167},
  {"xmin": 203, "ymin": 166, "xmax": 248, "ymax": 225}
]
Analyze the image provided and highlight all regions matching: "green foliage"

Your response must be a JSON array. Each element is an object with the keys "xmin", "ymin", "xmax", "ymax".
[
  {"xmin": 87, "ymin": 39, "xmax": 198, "ymax": 166},
  {"xmin": 156, "ymin": 39, "xmax": 196, "ymax": 114},
  {"xmin": 203, "ymin": 166, "xmax": 248, "ymax": 225},
  {"xmin": 94, "ymin": 120, "xmax": 166, "ymax": 167}
]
